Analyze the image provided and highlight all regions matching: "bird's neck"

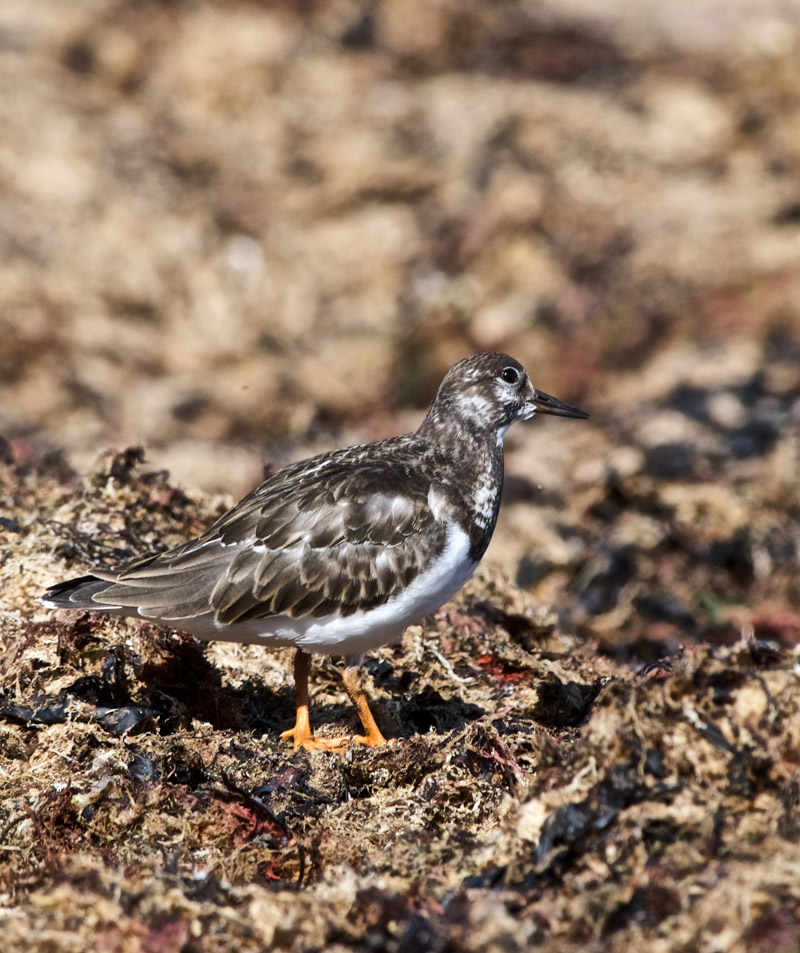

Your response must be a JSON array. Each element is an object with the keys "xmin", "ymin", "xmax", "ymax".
[{"xmin": 417, "ymin": 414, "xmax": 505, "ymax": 559}]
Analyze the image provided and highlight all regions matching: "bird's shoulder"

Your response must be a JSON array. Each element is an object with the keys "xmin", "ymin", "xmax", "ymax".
[{"xmin": 201, "ymin": 434, "xmax": 443, "ymax": 551}]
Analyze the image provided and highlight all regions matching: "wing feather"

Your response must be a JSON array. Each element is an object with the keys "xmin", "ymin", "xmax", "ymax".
[{"xmin": 83, "ymin": 444, "xmax": 450, "ymax": 627}]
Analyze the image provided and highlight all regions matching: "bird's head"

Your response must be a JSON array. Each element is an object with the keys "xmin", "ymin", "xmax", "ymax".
[{"xmin": 422, "ymin": 352, "xmax": 589, "ymax": 439}]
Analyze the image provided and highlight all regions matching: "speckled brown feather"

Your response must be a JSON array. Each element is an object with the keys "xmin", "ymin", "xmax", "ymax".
[
  {"xmin": 81, "ymin": 441, "xmax": 449, "ymax": 623},
  {"xmin": 42, "ymin": 353, "xmax": 589, "ymax": 633}
]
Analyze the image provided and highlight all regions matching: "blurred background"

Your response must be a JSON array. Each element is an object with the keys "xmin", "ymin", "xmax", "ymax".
[{"xmin": 3, "ymin": 0, "xmax": 800, "ymax": 659}]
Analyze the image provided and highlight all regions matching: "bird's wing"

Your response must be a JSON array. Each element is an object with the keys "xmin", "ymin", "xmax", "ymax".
[{"xmin": 96, "ymin": 451, "xmax": 447, "ymax": 624}]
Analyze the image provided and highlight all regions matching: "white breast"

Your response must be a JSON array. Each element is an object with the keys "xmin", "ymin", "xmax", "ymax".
[{"xmin": 181, "ymin": 523, "xmax": 477, "ymax": 657}]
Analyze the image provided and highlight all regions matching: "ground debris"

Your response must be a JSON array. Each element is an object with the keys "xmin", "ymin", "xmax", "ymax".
[
  {"xmin": 3, "ymin": 1, "xmax": 800, "ymax": 944},
  {"xmin": 1, "ymin": 432, "xmax": 799, "ymax": 952}
]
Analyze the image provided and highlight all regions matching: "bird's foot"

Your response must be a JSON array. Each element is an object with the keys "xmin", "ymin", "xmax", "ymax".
[
  {"xmin": 351, "ymin": 726, "xmax": 387, "ymax": 748},
  {"xmin": 280, "ymin": 725, "xmax": 347, "ymax": 752},
  {"xmin": 280, "ymin": 724, "xmax": 387, "ymax": 752}
]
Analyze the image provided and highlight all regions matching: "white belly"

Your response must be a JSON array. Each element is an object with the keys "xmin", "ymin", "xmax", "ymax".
[{"xmin": 181, "ymin": 524, "xmax": 477, "ymax": 657}]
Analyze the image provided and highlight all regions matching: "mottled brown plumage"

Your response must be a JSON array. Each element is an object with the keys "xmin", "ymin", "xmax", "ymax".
[{"xmin": 42, "ymin": 352, "xmax": 589, "ymax": 751}]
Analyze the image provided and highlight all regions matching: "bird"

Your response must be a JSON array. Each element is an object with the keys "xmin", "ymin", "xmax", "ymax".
[{"xmin": 41, "ymin": 352, "xmax": 589, "ymax": 751}]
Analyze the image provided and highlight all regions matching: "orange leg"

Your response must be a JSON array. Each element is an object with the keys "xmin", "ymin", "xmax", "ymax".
[
  {"xmin": 280, "ymin": 650, "xmax": 337, "ymax": 751},
  {"xmin": 280, "ymin": 649, "xmax": 387, "ymax": 751},
  {"xmin": 342, "ymin": 664, "xmax": 387, "ymax": 748}
]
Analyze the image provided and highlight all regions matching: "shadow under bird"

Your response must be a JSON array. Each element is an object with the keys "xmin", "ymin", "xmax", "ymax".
[{"xmin": 42, "ymin": 352, "xmax": 589, "ymax": 751}]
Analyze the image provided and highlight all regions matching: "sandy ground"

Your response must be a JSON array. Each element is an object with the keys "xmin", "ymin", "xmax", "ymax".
[{"xmin": 2, "ymin": 2, "xmax": 800, "ymax": 951}]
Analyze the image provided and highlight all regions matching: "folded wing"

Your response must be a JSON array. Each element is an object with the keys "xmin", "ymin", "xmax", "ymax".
[{"xmin": 88, "ymin": 452, "xmax": 446, "ymax": 625}]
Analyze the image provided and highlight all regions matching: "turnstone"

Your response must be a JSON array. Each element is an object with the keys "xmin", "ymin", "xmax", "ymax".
[{"xmin": 42, "ymin": 353, "xmax": 588, "ymax": 751}]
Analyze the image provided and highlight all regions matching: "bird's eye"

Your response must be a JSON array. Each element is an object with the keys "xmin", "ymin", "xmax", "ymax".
[{"xmin": 500, "ymin": 367, "xmax": 520, "ymax": 385}]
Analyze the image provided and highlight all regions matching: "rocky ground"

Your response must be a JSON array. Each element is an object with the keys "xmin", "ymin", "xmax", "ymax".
[{"xmin": 2, "ymin": 2, "xmax": 800, "ymax": 951}]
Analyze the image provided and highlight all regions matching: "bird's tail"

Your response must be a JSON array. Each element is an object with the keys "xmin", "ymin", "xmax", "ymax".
[{"xmin": 40, "ymin": 575, "xmax": 120, "ymax": 611}]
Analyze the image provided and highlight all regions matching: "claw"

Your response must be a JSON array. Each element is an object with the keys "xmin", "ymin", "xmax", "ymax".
[{"xmin": 280, "ymin": 725, "xmax": 349, "ymax": 752}]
